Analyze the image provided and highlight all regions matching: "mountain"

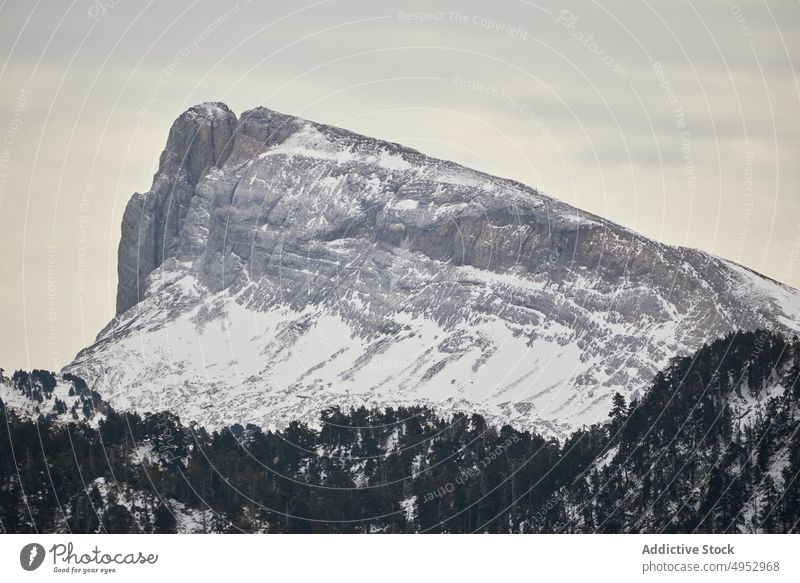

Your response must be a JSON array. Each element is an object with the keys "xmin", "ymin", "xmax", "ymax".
[
  {"xmin": 4, "ymin": 330, "xmax": 800, "ymax": 533},
  {"xmin": 66, "ymin": 102, "xmax": 800, "ymax": 437}
]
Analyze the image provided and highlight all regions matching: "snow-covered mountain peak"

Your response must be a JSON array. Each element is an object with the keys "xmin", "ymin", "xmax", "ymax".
[{"xmin": 68, "ymin": 103, "xmax": 800, "ymax": 438}]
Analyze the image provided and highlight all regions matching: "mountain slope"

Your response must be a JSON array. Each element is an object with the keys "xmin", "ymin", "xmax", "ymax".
[
  {"xmin": 66, "ymin": 103, "xmax": 800, "ymax": 437},
  {"xmin": 5, "ymin": 331, "xmax": 800, "ymax": 533},
  {"xmin": 563, "ymin": 330, "xmax": 800, "ymax": 533}
]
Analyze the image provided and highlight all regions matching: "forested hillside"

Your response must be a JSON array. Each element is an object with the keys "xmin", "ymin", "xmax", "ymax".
[{"xmin": 1, "ymin": 330, "xmax": 798, "ymax": 533}]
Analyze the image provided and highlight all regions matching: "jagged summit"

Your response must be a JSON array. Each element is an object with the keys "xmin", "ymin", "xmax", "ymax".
[
  {"xmin": 116, "ymin": 102, "xmax": 421, "ymax": 314},
  {"xmin": 71, "ymin": 103, "xmax": 800, "ymax": 437}
]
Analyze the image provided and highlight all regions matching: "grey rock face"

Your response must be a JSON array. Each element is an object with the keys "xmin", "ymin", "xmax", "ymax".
[
  {"xmin": 74, "ymin": 102, "xmax": 800, "ymax": 437},
  {"xmin": 116, "ymin": 102, "xmax": 238, "ymax": 314}
]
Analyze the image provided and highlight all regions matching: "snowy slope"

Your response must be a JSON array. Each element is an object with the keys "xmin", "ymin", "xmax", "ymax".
[{"xmin": 0, "ymin": 372, "xmax": 102, "ymax": 425}]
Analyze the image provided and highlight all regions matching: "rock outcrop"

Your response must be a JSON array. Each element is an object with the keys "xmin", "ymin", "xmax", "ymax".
[{"xmin": 116, "ymin": 102, "xmax": 238, "ymax": 314}]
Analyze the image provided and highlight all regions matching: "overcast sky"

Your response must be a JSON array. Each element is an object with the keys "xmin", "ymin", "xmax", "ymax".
[{"xmin": 0, "ymin": 0, "xmax": 798, "ymax": 372}]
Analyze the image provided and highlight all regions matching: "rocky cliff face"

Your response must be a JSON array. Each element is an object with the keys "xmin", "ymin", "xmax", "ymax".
[
  {"xmin": 69, "ymin": 103, "xmax": 800, "ymax": 437},
  {"xmin": 116, "ymin": 103, "xmax": 238, "ymax": 314}
]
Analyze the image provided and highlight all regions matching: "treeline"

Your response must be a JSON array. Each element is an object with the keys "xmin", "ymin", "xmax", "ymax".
[{"xmin": 0, "ymin": 330, "xmax": 798, "ymax": 533}]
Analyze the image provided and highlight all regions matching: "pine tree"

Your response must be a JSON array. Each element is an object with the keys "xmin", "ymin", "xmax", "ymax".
[
  {"xmin": 608, "ymin": 392, "xmax": 628, "ymax": 438},
  {"xmin": 757, "ymin": 475, "xmax": 781, "ymax": 533}
]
